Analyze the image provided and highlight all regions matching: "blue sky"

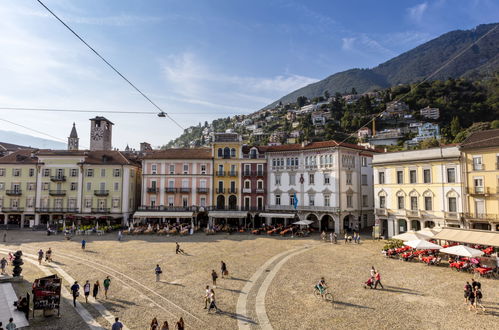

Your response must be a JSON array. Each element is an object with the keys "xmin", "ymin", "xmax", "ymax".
[{"xmin": 0, "ymin": 0, "xmax": 497, "ymax": 149}]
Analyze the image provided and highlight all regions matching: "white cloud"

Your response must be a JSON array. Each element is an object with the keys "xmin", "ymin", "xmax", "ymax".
[
  {"xmin": 160, "ymin": 52, "xmax": 317, "ymax": 112},
  {"xmin": 341, "ymin": 37, "xmax": 356, "ymax": 51},
  {"xmin": 408, "ymin": 2, "xmax": 428, "ymax": 23}
]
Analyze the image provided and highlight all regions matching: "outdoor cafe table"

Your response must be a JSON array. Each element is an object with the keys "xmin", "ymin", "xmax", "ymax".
[
  {"xmin": 450, "ymin": 261, "xmax": 465, "ymax": 269},
  {"xmin": 474, "ymin": 267, "xmax": 493, "ymax": 275},
  {"xmin": 422, "ymin": 256, "xmax": 435, "ymax": 264}
]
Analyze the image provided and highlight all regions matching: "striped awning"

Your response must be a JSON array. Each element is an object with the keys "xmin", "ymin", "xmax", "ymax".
[
  {"xmin": 259, "ymin": 213, "xmax": 296, "ymax": 219},
  {"xmin": 133, "ymin": 211, "xmax": 193, "ymax": 218}
]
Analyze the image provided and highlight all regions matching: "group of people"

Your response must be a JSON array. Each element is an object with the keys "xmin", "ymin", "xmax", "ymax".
[
  {"xmin": 70, "ymin": 276, "xmax": 112, "ymax": 307},
  {"xmin": 464, "ymin": 278, "xmax": 485, "ymax": 313},
  {"xmin": 37, "ymin": 248, "xmax": 53, "ymax": 264},
  {"xmin": 364, "ymin": 266, "xmax": 383, "ymax": 289},
  {"xmin": 149, "ymin": 316, "xmax": 184, "ymax": 330},
  {"xmin": 211, "ymin": 261, "xmax": 228, "ymax": 286},
  {"xmin": 345, "ymin": 232, "xmax": 361, "ymax": 244}
]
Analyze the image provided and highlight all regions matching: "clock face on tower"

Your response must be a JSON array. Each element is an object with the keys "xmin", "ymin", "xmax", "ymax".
[{"xmin": 91, "ymin": 129, "xmax": 103, "ymax": 141}]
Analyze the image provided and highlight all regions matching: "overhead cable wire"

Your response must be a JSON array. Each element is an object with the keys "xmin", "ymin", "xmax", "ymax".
[
  {"xmin": 0, "ymin": 117, "xmax": 68, "ymax": 143},
  {"xmin": 36, "ymin": 0, "xmax": 184, "ymax": 130},
  {"xmin": 0, "ymin": 107, "xmax": 245, "ymax": 115},
  {"xmin": 337, "ymin": 24, "xmax": 499, "ymax": 146}
]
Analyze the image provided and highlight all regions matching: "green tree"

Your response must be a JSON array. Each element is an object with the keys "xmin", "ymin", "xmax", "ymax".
[
  {"xmin": 450, "ymin": 116, "xmax": 461, "ymax": 138},
  {"xmin": 491, "ymin": 120, "xmax": 499, "ymax": 129},
  {"xmin": 296, "ymin": 96, "xmax": 308, "ymax": 108}
]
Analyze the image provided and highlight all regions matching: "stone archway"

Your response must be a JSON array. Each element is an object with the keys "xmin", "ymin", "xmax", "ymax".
[
  {"xmin": 320, "ymin": 214, "xmax": 335, "ymax": 231},
  {"xmin": 424, "ymin": 220, "xmax": 435, "ymax": 228},
  {"xmin": 306, "ymin": 213, "xmax": 319, "ymax": 230},
  {"xmin": 398, "ymin": 219, "xmax": 407, "ymax": 233},
  {"xmin": 411, "ymin": 220, "xmax": 421, "ymax": 231}
]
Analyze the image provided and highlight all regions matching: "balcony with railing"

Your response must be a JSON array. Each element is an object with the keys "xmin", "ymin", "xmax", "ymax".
[
  {"xmin": 49, "ymin": 190, "xmax": 66, "ymax": 196},
  {"xmin": 165, "ymin": 187, "xmax": 177, "ymax": 193},
  {"xmin": 208, "ymin": 205, "xmax": 244, "ymax": 211},
  {"xmin": 216, "ymin": 188, "xmax": 225, "ymax": 194},
  {"xmin": 50, "ymin": 175, "xmax": 66, "ymax": 182},
  {"xmin": 243, "ymin": 170, "xmax": 265, "ymax": 177},
  {"xmin": 228, "ymin": 171, "xmax": 238, "ymax": 177},
  {"xmin": 36, "ymin": 207, "xmax": 80, "ymax": 213},
  {"xmin": 464, "ymin": 213, "xmax": 499, "ymax": 221},
  {"xmin": 5, "ymin": 189, "xmax": 22, "ymax": 196},
  {"xmin": 242, "ymin": 171, "xmax": 251, "ymax": 177},
  {"xmin": 91, "ymin": 208, "xmax": 110, "ymax": 213},
  {"xmin": 444, "ymin": 212, "xmax": 461, "ymax": 220},
  {"xmin": 467, "ymin": 187, "xmax": 490, "ymax": 196},
  {"xmin": 197, "ymin": 187, "xmax": 209, "ymax": 193},
  {"xmin": 266, "ymin": 205, "xmax": 340, "ymax": 212},
  {"xmin": 216, "ymin": 171, "xmax": 226, "ymax": 177},
  {"xmin": 138, "ymin": 205, "xmax": 199, "ymax": 212},
  {"xmin": 1, "ymin": 207, "xmax": 24, "ymax": 213},
  {"xmin": 228, "ymin": 188, "xmax": 237, "ymax": 194},
  {"xmin": 242, "ymin": 154, "xmax": 265, "ymax": 159},
  {"xmin": 94, "ymin": 190, "xmax": 109, "ymax": 196},
  {"xmin": 242, "ymin": 188, "xmax": 252, "ymax": 193},
  {"xmin": 179, "ymin": 187, "xmax": 191, "ymax": 193},
  {"xmin": 147, "ymin": 187, "xmax": 159, "ymax": 193}
]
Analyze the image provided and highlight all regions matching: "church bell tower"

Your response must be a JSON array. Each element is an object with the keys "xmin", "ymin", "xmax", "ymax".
[
  {"xmin": 90, "ymin": 116, "xmax": 113, "ymax": 151},
  {"xmin": 68, "ymin": 122, "xmax": 79, "ymax": 151}
]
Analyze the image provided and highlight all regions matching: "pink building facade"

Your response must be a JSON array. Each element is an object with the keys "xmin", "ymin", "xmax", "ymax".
[{"xmin": 141, "ymin": 149, "xmax": 213, "ymax": 209}]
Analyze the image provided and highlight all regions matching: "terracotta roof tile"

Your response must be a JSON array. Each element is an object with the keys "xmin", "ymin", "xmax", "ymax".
[
  {"xmin": 0, "ymin": 150, "xmax": 38, "ymax": 164},
  {"xmin": 460, "ymin": 128, "xmax": 499, "ymax": 149},
  {"xmin": 266, "ymin": 140, "xmax": 382, "ymax": 153}
]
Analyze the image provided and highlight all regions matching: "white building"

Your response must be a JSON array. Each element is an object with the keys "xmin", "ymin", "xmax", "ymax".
[
  {"xmin": 265, "ymin": 141, "xmax": 377, "ymax": 233},
  {"xmin": 420, "ymin": 106, "xmax": 440, "ymax": 120}
]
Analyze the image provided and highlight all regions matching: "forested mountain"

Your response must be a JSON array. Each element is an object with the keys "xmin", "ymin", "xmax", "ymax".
[{"xmin": 265, "ymin": 23, "xmax": 499, "ymax": 109}]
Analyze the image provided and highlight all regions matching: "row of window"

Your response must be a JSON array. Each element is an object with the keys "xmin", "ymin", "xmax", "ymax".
[
  {"xmin": 150, "ymin": 164, "xmax": 208, "ymax": 175},
  {"xmin": 150, "ymin": 196, "xmax": 207, "ymax": 208},
  {"xmin": 0, "ymin": 182, "xmax": 122, "ymax": 192},
  {"xmin": 378, "ymin": 168, "xmax": 456, "ymax": 185},
  {"xmin": 0, "ymin": 198, "xmax": 123, "ymax": 209},
  {"xmin": 0, "ymin": 168, "xmax": 123, "ymax": 178},
  {"xmin": 273, "ymin": 173, "xmax": 368, "ymax": 186},
  {"xmin": 273, "ymin": 194, "xmax": 368, "ymax": 208},
  {"xmin": 378, "ymin": 195, "xmax": 458, "ymax": 212}
]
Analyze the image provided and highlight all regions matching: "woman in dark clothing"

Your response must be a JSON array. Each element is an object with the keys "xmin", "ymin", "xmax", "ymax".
[
  {"xmin": 463, "ymin": 282, "xmax": 471, "ymax": 304},
  {"xmin": 221, "ymin": 261, "xmax": 227, "ymax": 278},
  {"xmin": 467, "ymin": 290, "xmax": 476, "ymax": 311},
  {"xmin": 93, "ymin": 280, "xmax": 100, "ymax": 299}
]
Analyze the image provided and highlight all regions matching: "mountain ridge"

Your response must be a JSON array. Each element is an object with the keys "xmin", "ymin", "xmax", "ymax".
[{"xmin": 264, "ymin": 23, "xmax": 499, "ymax": 109}]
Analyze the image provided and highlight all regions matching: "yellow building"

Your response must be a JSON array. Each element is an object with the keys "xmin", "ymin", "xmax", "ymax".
[
  {"xmin": 373, "ymin": 146, "xmax": 465, "ymax": 237},
  {"xmin": 212, "ymin": 133, "xmax": 242, "ymax": 210},
  {"xmin": 460, "ymin": 129, "xmax": 499, "ymax": 231}
]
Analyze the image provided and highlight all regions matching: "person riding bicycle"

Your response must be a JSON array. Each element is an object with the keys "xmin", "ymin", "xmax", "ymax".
[{"xmin": 315, "ymin": 277, "xmax": 328, "ymax": 296}]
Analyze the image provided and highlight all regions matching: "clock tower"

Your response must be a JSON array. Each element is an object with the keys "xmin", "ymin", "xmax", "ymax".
[
  {"xmin": 68, "ymin": 122, "xmax": 79, "ymax": 151},
  {"xmin": 90, "ymin": 116, "xmax": 114, "ymax": 151}
]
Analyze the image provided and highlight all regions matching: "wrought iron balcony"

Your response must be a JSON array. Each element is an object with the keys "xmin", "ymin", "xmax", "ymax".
[
  {"xmin": 179, "ymin": 187, "xmax": 191, "ymax": 193},
  {"xmin": 5, "ymin": 189, "xmax": 22, "ymax": 196},
  {"xmin": 94, "ymin": 190, "xmax": 109, "ymax": 196},
  {"xmin": 228, "ymin": 171, "xmax": 238, "ymax": 177},
  {"xmin": 50, "ymin": 175, "xmax": 66, "ymax": 182},
  {"xmin": 216, "ymin": 188, "xmax": 225, "ymax": 194},
  {"xmin": 36, "ymin": 207, "xmax": 80, "ymax": 213},
  {"xmin": 228, "ymin": 188, "xmax": 237, "ymax": 194},
  {"xmin": 466, "ymin": 187, "xmax": 490, "ymax": 196},
  {"xmin": 147, "ymin": 187, "xmax": 159, "ymax": 193},
  {"xmin": 49, "ymin": 190, "xmax": 66, "ymax": 196},
  {"xmin": 138, "ymin": 205, "xmax": 199, "ymax": 212},
  {"xmin": 91, "ymin": 208, "xmax": 110, "ymax": 213},
  {"xmin": 1, "ymin": 207, "xmax": 24, "ymax": 213},
  {"xmin": 197, "ymin": 187, "xmax": 209, "ymax": 193},
  {"xmin": 165, "ymin": 187, "xmax": 177, "ymax": 193},
  {"xmin": 216, "ymin": 171, "xmax": 226, "ymax": 176}
]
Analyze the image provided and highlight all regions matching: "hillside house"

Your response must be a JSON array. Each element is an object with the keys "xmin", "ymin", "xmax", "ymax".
[{"xmin": 420, "ymin": 106, "xmax": 440, "ymax": 120}]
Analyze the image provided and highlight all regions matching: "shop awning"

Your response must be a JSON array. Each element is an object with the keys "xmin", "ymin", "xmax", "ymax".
[
  {"xmin": 133, "ymin": 211, "xmax": 193, "ymax": 218},
  {"xmin": 208, "ymin": 211, "xmax": 248, "ymax": 218},
  {"xmin": 259, "ymin": 213, "xmax": 296, "ymax": 219},
  {"xmin": 433, "ymin": 228, "xmax": 499, "ymax": 247}
]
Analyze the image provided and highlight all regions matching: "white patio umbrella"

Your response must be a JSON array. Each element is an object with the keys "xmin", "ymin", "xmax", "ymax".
[
  {"xmin": 417, "ymin": 227, "xmax": 442, "ymax": 238},
  {"xmin": 440, "ymin": 245, "xmax": 484, "ymax": 258},
  {"xmin": 404, "ymin": 239, "xmax": 442, "ymax": 250},
  {"xmin": 293, "ymin": 220, "xmax": 314, "ymax": 226},
  {"xmin": 392, "ymin": 231, "xmax": 431, "ymax": 241}
]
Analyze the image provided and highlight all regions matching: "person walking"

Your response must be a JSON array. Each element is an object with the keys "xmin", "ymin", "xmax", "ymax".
[
  {"xmin": 467, "ymin": 288, "xmax": 476, "ymax": 311},
  {"xmin": 211, "ymin": 270, "xmax": 218, "ymax": 286},
  {"xmin": 150, "ymin": 317, "xmax": 159, "ymax": 330},
  {"xmin": 464, "ymin": 281, "xmax": 472, "ymax": 304},
  {"xmin": 46, "ymin": 248, "xmax": 52, "ymax": 262},
  {"xmin": 155, "ymin": 264, "xmax": 162, "ymax": 282},
  {"xmin": 81, "ymin": 239, "xmax": 86, "ymax": 250},
  {"xmin": 111, "ymin": 317, "xmax": 123, "ymax": 330},
  {"xmin": 344, "ymin": 232, "xmax": 348, "ymax": 244},
  {"xmin": 220, "ymin": 261, "xmax": 228, "ymax": 278},
  {"xmin": 176, "ymin": 242, "xmax": 184, "ymax": 255},
  {"xmin": 333, "ymin": 232, "xmax": 337, "ymax": 244},
  {"xmin": 70, "ymin": 281, "xmax": 80, "ymax": 307},
  {"xmin": 37, "ymin": 249, "xmax": 44, "ymax": 265},
  {"xmin": 2, "ymin": 231, "xmax": 6, "ymax": 243},
  {"xmin": 204, "ymin": 285, "xmax": 211, "ymax": 309},
  {"xmin": 474, "ymin": 286, "xmax": 485, "ymax": 313},
  {"xmin": 103, "ymin": 276, "xmax": 111, "ymax": 299},
  {"xmin": 207, "ymin": 289, "xmax": 220, "ymax": 313},
  {"xmin": 370, "ymin": 266, "xmax": 376, "ymax": 280},
  {"xmin": 5, "ymin": 318, "xmax": 15, "ymax": 330},
  {"xmin": 83, "ymin": 280, "xmax": 91, "ymax": 303},
  {"xmin": 92, "ymin": 280, "xmax": 100, "ymax": 299},
  {"xmin": 176, "ymin": 317, "xmax": 185, "ymax": 330},
  {"xmin": 160, "ymin": 321, "xmax": 169, "ymax": 330},
  {"xmin": 357, "ymin": 232, "xmax": 361, "ymax": 244},
  {"xmin": 118, "ymin": 230, "xmax": 122, "ymax": 241},
  {"xmin": 329, "ymin": 232, "xmax": 333, "ymax": 244},
  {"xmin": 374, "ymin": 271, "xmax": 384, "ymax": 289},
  {"xmin": 0, "ymin": 257, "xmax": 7, "ymax": 275}
]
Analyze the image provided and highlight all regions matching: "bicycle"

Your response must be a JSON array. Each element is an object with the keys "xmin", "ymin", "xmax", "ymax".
[{"xmin": 314, "ymin": 286, "xmax": 333, "ymax": 302}]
